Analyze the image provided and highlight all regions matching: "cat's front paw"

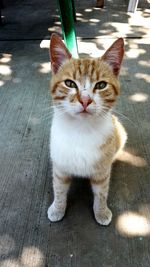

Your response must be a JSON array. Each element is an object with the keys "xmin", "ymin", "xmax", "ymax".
[
  {"xmin": 47, "ymin": 203, "xmax": 66, "ymax": 222},
  {"xmin": 94, "ymin": 207, "xmax": 112, "ymax": 226}
]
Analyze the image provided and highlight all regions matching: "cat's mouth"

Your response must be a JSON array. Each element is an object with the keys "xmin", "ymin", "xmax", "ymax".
[
  {"xmin": 80, "ymin": 110, "xmax": 89, "ymax": 113},
  {"xmin": 77, "ymin": 109, "xmax": 92, "ymax": 116}
]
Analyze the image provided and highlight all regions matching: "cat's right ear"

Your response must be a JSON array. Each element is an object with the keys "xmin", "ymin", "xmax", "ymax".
[{"xmin": 50, "ymin": 33, "xmax": 72, "ymax": 74}]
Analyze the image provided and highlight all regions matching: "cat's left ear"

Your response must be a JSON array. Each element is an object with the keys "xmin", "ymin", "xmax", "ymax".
[
  {"xmin": 102, "ymin": 38, "xmax": 124, "ymax": 76},
  {"xmin": 50, "ymin": 33, "xmax": 72, "ymax": 74}
]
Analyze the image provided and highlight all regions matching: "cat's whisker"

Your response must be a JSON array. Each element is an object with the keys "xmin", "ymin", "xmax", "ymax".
[
  {"xmin": 93, "ymin": 106, "xmax": 110, "ymax": 120},
  {"xmin": 37, "ymin": 109, "xmax": 64, "ymax": 121},
  {"xmin": 39, "ymin": 110, "xmax": 67, "ymax": 122},
  {"xmin": 38, "ymin": 113, "xmax": 53, "ymax": 121},
  {"xmin": 40, "ymin": 104, "xmax": 53, "ymax": 109},
  {"xmin": 96, "ymin": 105, "xmax": 137, "ymax": 128},
  {"xmin": 40, "ymin": 107, "xmax": 56, "ymax": 114},
  {"xmin": 112, "ymin": 109, "xmax": 137, "ymax": 128}
]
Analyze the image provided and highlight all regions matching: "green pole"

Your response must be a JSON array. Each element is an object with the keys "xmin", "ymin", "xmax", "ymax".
[
  {"xmin": 71, "ymin": 0, "xmax": 77, "ymax": 22},
  {"xmin": 57, "ymin": 0, "xmax": 78, "ymax": 58}
]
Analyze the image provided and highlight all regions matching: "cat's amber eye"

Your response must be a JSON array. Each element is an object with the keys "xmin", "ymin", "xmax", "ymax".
[
  {"xmin": 64, "ymin": 79, "xmax": 77, "ymax": 89},
  {"xmin": 94, "ymin": 81, "xmax": 107, "ymax": 90}
]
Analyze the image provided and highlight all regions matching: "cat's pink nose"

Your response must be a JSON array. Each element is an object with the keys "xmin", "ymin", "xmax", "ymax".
[{"xmin": 79, "ymin": 96, "xmax": 92, "ymax": 110}]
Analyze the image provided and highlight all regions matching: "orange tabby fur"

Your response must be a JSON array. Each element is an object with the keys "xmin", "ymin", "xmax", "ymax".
[
  {"xmin": 51, "ymin": 58, "xmax": 120, "ymax": 105},
  {"xmin": 47, "ymin": 34, "xmax": 127, "ymax": 225}
]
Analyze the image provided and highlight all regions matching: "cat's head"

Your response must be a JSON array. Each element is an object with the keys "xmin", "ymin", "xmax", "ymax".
[{"xmin": 49, "ymin": 34, "xmax": 124, "ymax": 119}]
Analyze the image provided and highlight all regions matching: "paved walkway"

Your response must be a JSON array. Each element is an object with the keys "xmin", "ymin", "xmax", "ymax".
[{"xmin": 0, "ymin": 1, "xmax": 150, "ymax": 266}]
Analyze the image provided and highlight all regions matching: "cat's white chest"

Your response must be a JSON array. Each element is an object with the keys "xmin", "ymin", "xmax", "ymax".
[{"xmin": 50, "ymin": 114, "xmax": 113, "ymax": 177}]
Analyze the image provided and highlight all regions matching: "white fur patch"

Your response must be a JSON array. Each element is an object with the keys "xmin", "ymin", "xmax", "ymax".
[{"xmin": 50, "ymin": 112, "xmax": 113, "ymax": 177}]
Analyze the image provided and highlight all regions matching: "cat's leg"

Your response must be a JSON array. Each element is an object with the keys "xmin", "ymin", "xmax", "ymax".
[
  {"xmin": 91, "ymin": 171, "xmax": 112, "ymax": 226},
  {"xmin": 47, "ymin": 168, "xmax": 71, "ymax": 222}
]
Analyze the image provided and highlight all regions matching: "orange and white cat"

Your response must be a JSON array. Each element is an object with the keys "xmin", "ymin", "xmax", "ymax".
[{"xmin": 47, "ymin": 34, "xmax": 127, "ymax": 225}]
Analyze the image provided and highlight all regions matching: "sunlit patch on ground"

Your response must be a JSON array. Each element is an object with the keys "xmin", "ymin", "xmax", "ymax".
[
  {"xmin": 0, "ymin": 239, "xmax": 45, "ymax": 267},
  {"xmin": 0, "ymin": 54, "xmax": 12, "ymax": 87},
  {"xmin": 0, "ymin": 80, "xmax": 4, "ymax": 86},
  {"xmin": 0, "ymin": 64, "xmax": 12, "ymax": 76},
  {"xmin": 139, "ymin": 60, "xmax": 150, "ymax": 67},
  {"xmin": 0, "ymin": 54, "xmax": 12, "ymax": 64},
  {"xmin": 76, "ymin": 17, "xmax": 88, "ymax": 23},
  {"xmin": 129, "ymin": 93, "xmax": 149, "ymax": 102},
  {"xmin": 135, "ymin": 73, "xmax": 150, "ymax": 83},
  {"xmin": 128, "ymin": 10, "xmax": 150, "ymax": 26},
  {"xmin": 38, "ymin": 62, "xmax": 51, "ymax": 74},
  {"xmin": 21, "ymin": 247, "xmax": 44, "ymax": 267},
  {"xmin": 89, "ymin": 18, "xmax": 100, "ymax": 23},
  {"xmin": 76, "ymin": 12, "xmax": 83, "ymax": 17},
  {"xmin": 110, "ymin": 22, "xmax": 132, "ymax": 36},
  {"xmin": 40, "ymin": 40, "xmax": 50, "ymax": 49},
  {"xmin": 55, "ymin": 21, "xmax": 61, "ymax": 26},
  {"xmin": 126, "ymin": 48, "xmax": 145, "ymax": 59},
  {"xmin": 84, "ymin": 8, "xmax": 93, "ymax": 12},
  {"xmin": 78, "ymin": 41, "xmax": 103, "ymax": 57},
  {"xmin": 48, "ymin": 26, "xmax": 61, "ymax": 33},
  {"xmin": 116, "ymin": 211, "xmax": 150, "ymax": 237},
  {"xmin": 126, "ymin": 42, "xmax": 145, "ymax": 58}
]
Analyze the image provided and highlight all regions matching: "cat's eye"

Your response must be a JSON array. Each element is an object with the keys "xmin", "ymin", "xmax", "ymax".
[
  {"xmin": 94, "ymin": 81, "xmax": 107, "ymax": 90},
  {"xmin": 65, "ymin": 79, "xmax": 77, "ymax": 88}
]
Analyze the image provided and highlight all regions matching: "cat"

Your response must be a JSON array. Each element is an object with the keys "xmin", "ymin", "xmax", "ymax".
[{"xmin": 47, "ymin": 33, "xmax": 127, "ymax": 225}]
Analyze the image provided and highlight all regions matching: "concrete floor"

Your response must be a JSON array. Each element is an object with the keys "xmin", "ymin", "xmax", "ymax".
[{"xmin": 0, "ymin": 0, "xmax": 150, "ymax": 266}]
